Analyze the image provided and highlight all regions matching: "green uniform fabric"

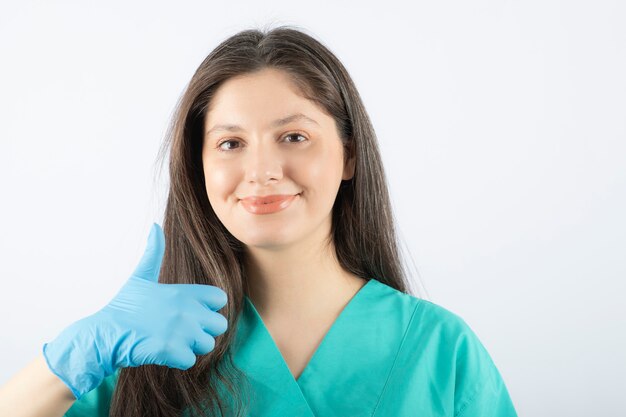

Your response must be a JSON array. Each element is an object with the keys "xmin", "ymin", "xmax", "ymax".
[
  {"xmin": 64, "ymin": 278, "xmax": 518, "ymax": 416},
  {"xmin": 63, "ymin": 367, "xmax": 118, "ymax": 416}
]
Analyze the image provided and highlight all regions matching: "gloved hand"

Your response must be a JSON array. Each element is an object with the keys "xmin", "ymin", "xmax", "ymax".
[{"xmin": 42, "ymin": 222, "xmax": 229, "ymax": 400}]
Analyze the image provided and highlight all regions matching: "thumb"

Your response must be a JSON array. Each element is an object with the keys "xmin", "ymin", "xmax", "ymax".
[{"xmin": 130, "ymin": 222, "xmax": 165, "ymax": 282}]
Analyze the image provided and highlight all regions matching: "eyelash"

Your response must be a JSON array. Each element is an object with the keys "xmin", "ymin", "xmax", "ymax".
[{"xmin": 215, "ymin": 132, "xmax": 309, "ymax": 153}]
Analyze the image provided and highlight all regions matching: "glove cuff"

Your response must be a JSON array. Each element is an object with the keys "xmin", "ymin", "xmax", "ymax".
[{"xmin": 42, "ymin": 319, "xmax": 108, "ymax": 400}]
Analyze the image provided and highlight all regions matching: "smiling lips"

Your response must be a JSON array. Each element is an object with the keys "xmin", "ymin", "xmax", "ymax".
[{"xmin": 239, "ymin": 194, "xmax": 300, "ymax": 215}]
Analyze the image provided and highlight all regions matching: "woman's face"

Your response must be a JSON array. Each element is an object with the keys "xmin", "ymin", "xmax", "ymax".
[{"xmin": 201, "ymin": 68, "xmax": 354, "ymax": 249}]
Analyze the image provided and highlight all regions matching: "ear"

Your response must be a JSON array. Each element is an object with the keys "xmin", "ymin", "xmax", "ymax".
[{"xmin": 342, "ymin": 152, "xmax": 356, "ymax": 181}]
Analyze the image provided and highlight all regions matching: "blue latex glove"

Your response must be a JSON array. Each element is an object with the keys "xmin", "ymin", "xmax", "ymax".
[{"xmin": 42, "ymin": 222, "xmax": 229, "ymax": 400}]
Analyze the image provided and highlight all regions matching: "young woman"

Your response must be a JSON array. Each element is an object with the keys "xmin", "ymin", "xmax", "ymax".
[{"xmin": 0, "ymin": 26, "xmax": 518, "ymax": 417}]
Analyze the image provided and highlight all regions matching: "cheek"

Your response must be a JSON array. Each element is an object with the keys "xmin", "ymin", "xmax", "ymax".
[
  {"xmin": 290, "ymin": 148, "xmax": 344, "ymax": 216},
  {"xmin": 292, "ymin": 147, "xmax": 343, "ymax": 187},
  {"xmin": 203, "ymin": 162, "xmax": 239, "ymax": 204}
]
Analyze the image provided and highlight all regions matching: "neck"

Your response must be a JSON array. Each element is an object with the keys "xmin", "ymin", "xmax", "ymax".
[{"xmin": 243, "ymin": 221, "xmax": 365, "ymax": 324}]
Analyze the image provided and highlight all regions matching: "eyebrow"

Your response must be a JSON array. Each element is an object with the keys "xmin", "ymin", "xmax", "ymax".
[{"xmin": 205, "ymin": 112, "xmax": 320, "ymax": 137}]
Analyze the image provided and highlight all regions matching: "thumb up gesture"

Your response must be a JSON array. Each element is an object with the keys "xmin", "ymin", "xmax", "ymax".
[{"xmin": 42, "ymin": 223, "xmax": 229, "ymax": 400}]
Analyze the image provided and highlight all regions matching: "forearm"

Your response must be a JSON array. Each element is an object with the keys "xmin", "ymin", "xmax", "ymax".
[{"xmin": 0, "ymin": 353, "xmax": 76, "ymax": 417}]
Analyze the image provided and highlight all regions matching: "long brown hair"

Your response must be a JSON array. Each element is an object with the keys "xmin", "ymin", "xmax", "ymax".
[{"xmin": 109, "ymin": 24, "xmax": 422, "ymax": 417}]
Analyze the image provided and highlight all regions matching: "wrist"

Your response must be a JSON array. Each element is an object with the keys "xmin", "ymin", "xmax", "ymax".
[{"xmin": 42, "ymin": 317, "xmax": 109, "ymax": 400}]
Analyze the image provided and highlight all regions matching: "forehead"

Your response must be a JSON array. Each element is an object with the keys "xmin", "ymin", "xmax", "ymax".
[{"xmin": 205, "ymin": 69, "xmax": 323, "ymax": 125}]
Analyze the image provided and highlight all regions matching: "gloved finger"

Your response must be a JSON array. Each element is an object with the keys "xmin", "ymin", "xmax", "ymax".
[
  {"xmin": 191, "ymin": 330, "xmax": 216, "ymax": 355},
  {"xmin": 193, "ymin": 305, "xmax": 228, "ymax": 336},
  {"xmin": 131, "ymin": 223, "xmax": 165, "ymax": 283},
  {"xmin": 171, "ymin": 283, "xmax": 228, "ymax": 311},
  {"xmin": 165, "ymin": 344, "xmax": 197, "ymax": 370}
]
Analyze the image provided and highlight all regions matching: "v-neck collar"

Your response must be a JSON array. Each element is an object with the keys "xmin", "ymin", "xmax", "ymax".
[
  {"xmin": 231, "ymin": 278, "xmax": 417, "ymax": 417},
  {"xmin": 244, "ymin": 277, "xmax": 376, "ymax": 384}
]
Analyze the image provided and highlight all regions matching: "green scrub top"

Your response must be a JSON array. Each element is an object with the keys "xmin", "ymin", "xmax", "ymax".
[{"xmin": 64, "ymin": 278, "xmax": 518, "ymax": 416}]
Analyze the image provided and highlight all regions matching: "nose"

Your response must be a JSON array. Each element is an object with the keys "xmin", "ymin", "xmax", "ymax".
[{"xmin": 243, "ymin": 140, "xmax": 285, "ymax": 185}]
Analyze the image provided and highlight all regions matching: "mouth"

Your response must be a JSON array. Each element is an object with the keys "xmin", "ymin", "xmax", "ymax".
[{"xmin": 239, "ymin": 193, "xmax": 301, "ymax": 215}]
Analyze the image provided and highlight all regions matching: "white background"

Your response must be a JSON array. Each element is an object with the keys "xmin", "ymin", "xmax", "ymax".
[{"xmin": 1, "ymin": 1, "xmax": 625, "ymax": 416}]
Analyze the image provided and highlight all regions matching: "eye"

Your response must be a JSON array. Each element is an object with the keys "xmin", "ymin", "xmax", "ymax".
[
  {"xmin": 283, "ymin": 132, "xmax": 308, "ymax": 144},
  {"xmin": 216, "ymin": 132, "xmax": 309, "ymax": 153},
  {"xmin": 216, "ymin": 139, "xmax": 240, "ymax": 152}
]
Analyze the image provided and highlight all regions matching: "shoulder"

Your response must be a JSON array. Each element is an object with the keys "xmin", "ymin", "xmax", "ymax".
[
  {"xmin": 64, "ymin": 368, "xmax": 120, "ymax": 417},
  {"xmin": 371, "ymin": 280, "xmax": 518, "ymax": 416},
  {"xmin": 369, "ymin": 279, "xmax": 488, "ymax": 370},
  {"xmin": 369, "ymin": 279, "xmax": 473, "ymax": 336},
  {"xmin": 382, "ymin": 283, "xmax": 500, "ymax": 380},
  {"xmin": 370, "ymin": 279, "xmax": 484, "ymax": 342}
]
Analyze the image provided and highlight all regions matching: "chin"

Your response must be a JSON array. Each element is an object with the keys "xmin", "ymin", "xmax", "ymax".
[{"xmin": 237, "ymin": 226, "xmax": 301, "ymax": 249}]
